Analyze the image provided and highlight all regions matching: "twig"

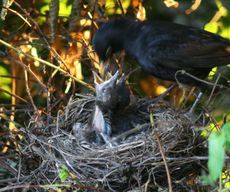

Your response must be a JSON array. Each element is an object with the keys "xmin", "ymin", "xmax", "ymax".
[
  {"xmin": 185, "ymin": 0, "xmax": 202, "ymax": 14},
  {"xmin": 11, "ymin": 59, "xmax": 47, "ymax": 90},
  {"xmin": 210, "ymin": 0, "xmax": 227, "ymax": 23},
  {"xmin": 0, "ymin": 75, "xmax": 37, "ymax": 83},
  {"xmin": 157, "ymin": 83, "xmax": 177, "ymax": 99},
  {"xmin": 111, "ymin": 123, "xmax": 149, "ymax": 142},
  {"xmin": 116, "ymin": 0, "xmax": 125, "ymax": 15},
  {"xmin": 201, "ymin": 106, "xmax": 220, "ymax": 130},
  {"xmin": 23, "ymin": 63, "xmax": 38, "ymax": 112},
  {"xmin": 0, "ymin": 176, "xmax": 31, "ymax": 184},
  {"xmin": 0, "ymin": 88, "xmax": 29, "ymax": 104},
  {"xmin": 2, "ymin": 6, "xmax": 31, "ymax": 27},
  {"xmin": 150, "ymin": 112, "xmax": 173, "ymax": 192},
  {"xmin": 207, "ymin": 72, "xmax": 221, "ymax": 105},
  {"xmin": 175, "ymin": 70, "xmax": 227, "ymax": 89},
  {"xmin": 0, "ymin": 159, "xmax": 18, "ymax": 175}
]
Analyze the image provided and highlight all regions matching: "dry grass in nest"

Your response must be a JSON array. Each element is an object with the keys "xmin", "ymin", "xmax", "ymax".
[{"xmin": 18, "ymin": 94, "xmax": 207, "ymax": 191}]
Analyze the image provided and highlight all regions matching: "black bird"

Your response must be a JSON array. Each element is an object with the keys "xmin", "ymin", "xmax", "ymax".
[
  {"xmin": 92, "ymin": 17, "xmax": 230, "ymax": 87},
  {"xmin": 87, "ymin": 71, "xmax": 130, "ymax": 145}
]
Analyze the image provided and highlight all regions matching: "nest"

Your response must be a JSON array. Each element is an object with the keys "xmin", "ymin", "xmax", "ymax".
[{"xmin": 20, "ymin": 95, "xmax": 207, "ymax": 191}]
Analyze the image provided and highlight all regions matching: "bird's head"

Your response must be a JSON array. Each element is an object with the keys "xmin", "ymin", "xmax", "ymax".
[
  {"xmin": 93, "ymin": 70, "xmax": 119, "ymax": 109},
  {"xmin": 92, "ymin": 18, "xmax": 136, "ymax": 62},
  {"xmin": 92, "ymin": 28, "xmax": 113, "ymax": 62},
  {"xmin": 93, "ymin": 70, "xmax": 130, "ymax": 111}
]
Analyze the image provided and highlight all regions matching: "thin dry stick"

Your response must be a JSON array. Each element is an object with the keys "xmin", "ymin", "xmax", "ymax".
[
  {"xmin": 23, "ymin": 64, "xmax": 38, "ymax": 112},
  {"xmin": 111, "ymin": 123, "xmax": 149, "ymax": 142},
  {"xmin": 202, "ymin": 106, "xmax": 220, "ymax": 130},
  {"xmin": 0, "ymin": 88, "xmax": 29, "ymax": 104},
  {"xmin": 11, "ymin": 59, "xmax": 47, "ymax": 90},
  {"xmin": 185, "ymin": 0, "xmax": 202, "ymax": 14},
  {"xmin": 175, "ymin": 70, "xmax": 226, "ymax": 89},
  {"xmin": 116, "ymin": 0, "xmax": 125, "ymax": 15},
  {"xmin": 0, "ymin": 176, "xmax": 31, "ymax": 184},
  {"xmin": 150, "ymin": 112, "xmax": 172, "ymax": 192},
  {"xmin": 0, "ymin": 159, "xmax": 18, "ymax": 175},
  {"xmin": 0, "ymin": 39, "xmax": 95, "ymax": 91},
  {"xmin": 207, "ymin": 72, "xmax": 221, "ymax": 105},
  {"xmin": 2, "ymin": 6, "xmax": 31, "ymax": 27},
  {"xmin": 0, "ymin": 75, "xmax": 37, "ymax": 83}
]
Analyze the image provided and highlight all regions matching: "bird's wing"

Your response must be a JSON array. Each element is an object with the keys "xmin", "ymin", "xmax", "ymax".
[{"xmin": 145, "ymin": 24, "xmax": 230, "ymax": 70}]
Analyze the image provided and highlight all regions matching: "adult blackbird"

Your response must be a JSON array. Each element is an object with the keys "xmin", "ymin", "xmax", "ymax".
[{"xmin": 92, "ymin": 17, "xmax": 230, "ymax": 87}]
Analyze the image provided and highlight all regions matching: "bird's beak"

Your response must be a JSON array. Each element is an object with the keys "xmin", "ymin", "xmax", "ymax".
[
  {"xmin": 99, "ymin": 60, "xmax": 109, "ymax": 78},
  {"xmin": 109, "ymin": 70, "xmax": 119, "ymax": 86},
  {"xmin": 93, "ymin": 71, "xmax": 103, "ymax": 85},
  {"xmin": 119, "ymin": 73, "xmax": 127, "ymax": 83},
  {"xmin": 100, "ymin": 70, "xmax": 119, "ymax": 88},
  {"xmin": 103, "ymin": 61, "xmax": 109, "ymax": 77},
  {"xmin": 100, "ymin": 46, "xmax": 113, "ymax": 77}
]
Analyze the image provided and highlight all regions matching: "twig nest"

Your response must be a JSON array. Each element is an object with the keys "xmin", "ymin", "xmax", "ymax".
[{"xmin": 22, "ymin": 95, "xmax": 206, "ymax": 191}]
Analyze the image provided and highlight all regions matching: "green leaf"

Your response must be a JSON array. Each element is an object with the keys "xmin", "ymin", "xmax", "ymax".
[
  {"xmin": 207, "ymin": 132, "xmax": 225, "ymax": 183},
  {"xmin": 58, "ymin": 165, "xmax": 69, "ymax": 182},
  {"xmin": 204, "ymin": 22, "xmax": 218, "ymax": 33},
  {"xmin": 222, "ymin": 122, "xmax": 230, "ymax": 152},
  {"xmin": 223, "ymin": 122, "xmax": 230, "ymax": 139},
  {"xmin": 105, "ymin": 0, "xmax": 131, "ymax": 15},
  {"xmin": 225, "ymin": 141, "xmax": 230, "ymax": 152}
]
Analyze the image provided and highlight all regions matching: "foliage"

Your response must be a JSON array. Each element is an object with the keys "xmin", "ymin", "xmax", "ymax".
[
  {"xmin": 203, "ymin": 122, "xmax": 230, "ymax": 185},
  {"xmin": 58, "ymin": 165, "xmax": 70, "ymax": 182},
  {"xmin": 0, "ymin": 65, "xmax": 11, "ymax": 99}
]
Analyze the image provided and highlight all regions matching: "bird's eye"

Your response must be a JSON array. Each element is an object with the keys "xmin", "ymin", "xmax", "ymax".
[
  {"xmin": 105, "ymin": 46, "xmax": 112, "ymax": 58},
  {"xmin": 102, "ymin": 88, "xmax": 106, "ymax": 93}
]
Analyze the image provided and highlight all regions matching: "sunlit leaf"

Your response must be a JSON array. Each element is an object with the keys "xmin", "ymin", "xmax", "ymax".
[
  {"xmin": 207, "ymin": 67, "xmax": 217, "ymax": 80},
  {"xmin": 223, "ymin": 122, "xmax": 230, "ymax": 137},
  {"xmin": 222, "ymin": 122, "xmax": 230, "ymax": 152},
  {"xmin": 105, "ymin": 0, "xmax": 131, "ymax": 15},
  {"xmin": 207, "ymin": 132, "xmax": 225, "ymax": 183},
  {"xmin": 40, "ymin": 0, "xmax": 71, "ymax": 16},
  {"xmin": 163, "ymin": 0, "xmax": 179, "ymax": 8},
  {"xmin": 59, "ymin": 0, "xmax": 71, "ymax": 17},
  {"xmin": 201, "ymin": 123, "xmax": 218, "ymax": 138},
  {"xmin": 0, "ymin": 65, "xmax": 11, "ymax": 99},
  {"xmin": 204, "ymin": 22, "xmax": 218, "ymax": 33},
  {"xmin": 0, "ymin": 66, "xmax": 11, "ymax": 84},
  {"xmin": 58, "ymin": 165, "xmax": 69, "ymax": 182},
  {"xmin": 0, "ymin": 85, "xmax": 11, "ymax": 99},
  {"xmin": 220, "ymin": 26, "xmax": 230, "ymax": 40},
  {"xmin": 215, "ymin": 0, "xmax": 228, "ymax": 17}
]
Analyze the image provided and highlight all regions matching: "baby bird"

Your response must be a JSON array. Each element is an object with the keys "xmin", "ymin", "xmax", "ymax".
[{"xmin": 86, "ymin": 70, "xmax": 130, "ymax": 146}]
